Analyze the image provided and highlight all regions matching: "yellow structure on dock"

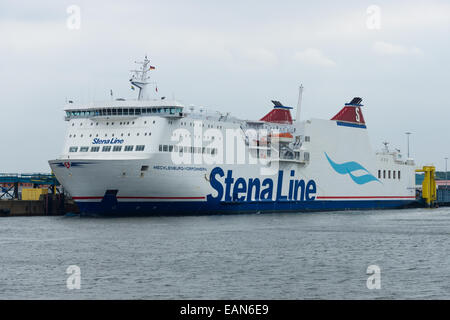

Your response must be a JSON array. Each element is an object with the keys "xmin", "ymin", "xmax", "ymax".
[
  {"xmin": 22, "ymin": 188, "xmax": 48, "ymax": 201},
  {"xmin": 416, "ymin": 166, "xmax": 436, "ymax": 207}
]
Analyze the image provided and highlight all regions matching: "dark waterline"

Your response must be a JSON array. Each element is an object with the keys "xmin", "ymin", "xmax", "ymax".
[{"xmin": 1, "ymin": 208, "xmax": 449, "ymax": 299}]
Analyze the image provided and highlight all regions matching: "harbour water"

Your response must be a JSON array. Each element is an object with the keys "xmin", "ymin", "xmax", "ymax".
[{"xmin": 1, "ymin": 208, "xmax": 450, "ymax": 299}]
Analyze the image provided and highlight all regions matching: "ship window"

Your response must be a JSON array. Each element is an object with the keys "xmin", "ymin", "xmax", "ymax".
[
  {"xmin": 398, "ymin": 171, "xmax": 401, "ymax": 179},
  {"xmin": 378, "ymin": 170, "xmax": 381, "ymax": 179},
  {"xmin": 69, "ymin": 147, "xmax": 78, "ymax": 152},
  {"xmin": 107, "ymin": 109, "xmax": 112, "ymax": 115},
  {"xmin": 393, "ymin": 171, "xmax": 396, "ymax": 179},
  {"xmin": 112, "ymin": 109, "xmax": 117, "ymax": 115},
  {"xmin": 118, "ymin": 109, "xmax": 123, "ymax": 115},
  {"xmin": 123, "ymin": 109, "xmax": 129, "ymax": 115},
  {"xmin": 184, "ymin": 146, "xmax": 188, "ymax": 153},
  {"xmin": 124, "ymin": 145, "xmax": 133, "ymax": 151},
  {"xmin": 163, "ymin": 145, "xmax": 168, "ymax": 152},
  {"xmin": 304, "ymin": 136, "xmax": 310, "ymax": 142},
  {"xmin": 169, "ymin": 145, "xmax": 174, "ymax": 152},
  {"xmin": 141, "ymin": 165, "xmax": 149, "ymax": 171},
  {"xmin": 80, "ymin": 147, "xmax": 89, "ymax": 152},
  {"xmin": 91, "ymin": 146, "xmax": 100, "ymax": 152},
  {"xmin": 388, "ymin": 170, "xmax": 391, "ymax": 179},
  {"xmin": 159, "ymin": 145, "xmax": 162, "ymax": 152},
  {"xmin": 135, "ymin": 109, "xmax": 141, "ymax": 115},
  {"xmin": 113, "ymin": 146, "xmax": 122, "ymax": 152},
  {"xmin": 174, "ymin": 146, "xmax": 178, "ymax": 152},
  {"xmin": 102, "ymin": 146, "xmax": 111, "ymax": 152},
  {"xmin": 137, "ymin": 133, "xmax": 139, "ymax": 136},
  {"xmin": 136, "ymin": 145, "xmax": 145, "ymax": 151},
  {"xmin": 129, "ymin": 108, "xmax": 134, "ymax": 115},
  {"xmin": 383, "ymin": 170, "xmax": 386, "ymax": 179}
]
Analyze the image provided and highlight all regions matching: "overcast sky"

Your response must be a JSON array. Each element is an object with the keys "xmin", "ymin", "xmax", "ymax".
[{"xmin": 1, "ymin": 0, "xmax": 450, "ymax": 172}]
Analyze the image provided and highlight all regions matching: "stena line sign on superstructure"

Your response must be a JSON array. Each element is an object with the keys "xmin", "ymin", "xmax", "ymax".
[
  {"xmin": 92, "ymin": 138, "xmax": 124, "ymax": 144},
  {"xmin": 207, "ymin": 167, "xmax": 317, "ymax": 202}
]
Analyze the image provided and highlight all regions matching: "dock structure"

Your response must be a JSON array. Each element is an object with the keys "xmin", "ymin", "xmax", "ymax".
[
  {"xmin": 0, "ymin": 173, "xmax": 79, "ymax": 216},
  {"xmin": 0, "ymin": 173, "xmax": 59, "ymax": 199}
]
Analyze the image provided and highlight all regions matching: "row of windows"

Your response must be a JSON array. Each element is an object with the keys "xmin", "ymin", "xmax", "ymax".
[
  {"xmin": 69, "ymin": 132, "xmax": 152, "ymax": 138},
  {"xmin": 378, "ymin": 170, "xmax": 401, "ymax": 180},
  {"xmin": 158, "ymin": 144, "xmax": 218, "ymax": 155},
  {"xmin": 66, "ymin": 107, "xmax": 182, "ymax": 118},
  {"xmin": 179, "ymin": 121, "xmax": 223, "ymax": 129},
  {"xmin": 72, "ymin": 120, "xmax": 156, "ymax": 126},
  {"xmin": 69, "ymin": 145, "xmax": 145, "ymax": 153}
]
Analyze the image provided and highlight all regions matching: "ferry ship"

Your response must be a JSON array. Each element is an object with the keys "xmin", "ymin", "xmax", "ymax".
[{"xmin": 49, "ymin": 57, "xmax": 416, "ymax": 216}]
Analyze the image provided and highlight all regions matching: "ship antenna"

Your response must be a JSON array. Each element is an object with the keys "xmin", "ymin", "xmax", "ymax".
[
  {"xmin": 130, "ymin": 56, "xmax": 154, "ymax": 100},
  {"xmin": 295, "ymin": 84, "xmax": 303, "ymax": 122}
]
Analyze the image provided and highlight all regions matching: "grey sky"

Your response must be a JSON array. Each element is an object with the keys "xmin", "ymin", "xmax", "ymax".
[{"xmin": 1, "ymin": 0, "xmax": 450, "ymax": 172}]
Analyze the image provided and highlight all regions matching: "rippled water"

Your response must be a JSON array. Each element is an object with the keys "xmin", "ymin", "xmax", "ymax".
[{"xmin": 1, "ymin": 208, "xmax": 450, "ymax": 299}]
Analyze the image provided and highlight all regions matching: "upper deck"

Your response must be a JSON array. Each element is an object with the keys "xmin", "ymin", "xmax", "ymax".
[{"xmin": 64, "ymin": 99, "xmax": 184, "ymax": 120}]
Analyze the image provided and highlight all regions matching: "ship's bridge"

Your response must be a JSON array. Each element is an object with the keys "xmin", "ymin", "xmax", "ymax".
[{"xmin": 64, "ymin": 99, "xmax": 184, "ymax": 120}]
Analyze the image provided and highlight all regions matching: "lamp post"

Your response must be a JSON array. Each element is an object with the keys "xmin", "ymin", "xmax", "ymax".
[
  {"xmin": 405, "ymin": 132, "xmax": 412, "ymax": 158},
  {"xmin": 445, "ymin": 157, "xmax": 448, "ymax": 190}
]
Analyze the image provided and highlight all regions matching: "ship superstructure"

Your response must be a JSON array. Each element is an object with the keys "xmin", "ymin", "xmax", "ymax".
[{"xmin": 49, "ymin": 57, "xmax": 416, "ymax": 215}]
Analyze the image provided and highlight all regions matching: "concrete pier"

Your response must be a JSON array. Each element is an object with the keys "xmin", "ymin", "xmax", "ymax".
[{"xmin": 0, "ymin": 195, "xmax": 79, "ymax": 217}]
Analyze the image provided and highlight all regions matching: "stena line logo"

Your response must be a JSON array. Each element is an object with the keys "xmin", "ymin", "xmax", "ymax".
[
  {"xmin": 206, "ymin": 167, "xmax": 317, "ymax": 202},
  {"xmin": 92, "ymin": 138, "xmax": 124, "ymax": 144}
]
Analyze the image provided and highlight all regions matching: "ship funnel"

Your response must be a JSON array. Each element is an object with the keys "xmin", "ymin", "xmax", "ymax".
[
  {"xmin": 260, "ymin": 101, "xmax": 293, "ymax": 124},
  {"xmin": 330, "ymin": 97, "xmax": 366, "ymax": 128}
]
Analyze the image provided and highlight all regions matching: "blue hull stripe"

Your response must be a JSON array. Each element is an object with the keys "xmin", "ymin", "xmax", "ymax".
[{"xmin": 75, "ymin": 200, "xmax": 414, "ymax": 216}]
